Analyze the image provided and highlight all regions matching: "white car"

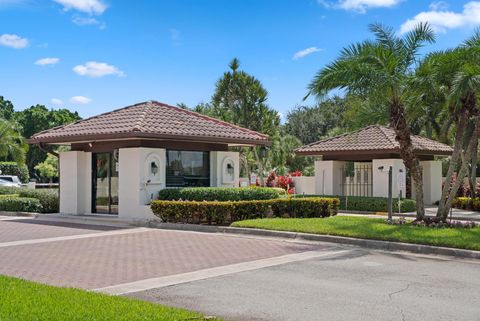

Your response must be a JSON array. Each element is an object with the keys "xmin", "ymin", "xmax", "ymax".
[{"xmin": 0, "ymin": 176, "xmax": 22, "ymax": 187}]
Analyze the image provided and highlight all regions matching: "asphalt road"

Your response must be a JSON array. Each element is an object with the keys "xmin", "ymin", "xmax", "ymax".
[{"xmin": 130, "ymin": 247, "xmax": 480, "ymax": 321}]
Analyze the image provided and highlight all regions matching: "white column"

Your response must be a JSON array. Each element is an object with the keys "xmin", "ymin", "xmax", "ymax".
[
  {"xmin": 118, "ymin": 147, "xmax": 165, "ymax": 220},
  {"xmin": 210, "ymin": 151, "xmax": 240, "ymax": 188},
  {"xmin": 421, "ymin": 160, "xmax": 442, "ymax": 205},
  {"xmin": 372, "ymin": 159, "xmax": 406, "ymax": 198},
  {"xmin": 59, "ymin": 151, "xmax": 87, "ymax": 215},
  {"xmin": 314, "ymin": 160, "xmax": 345, "ymax": 195}
]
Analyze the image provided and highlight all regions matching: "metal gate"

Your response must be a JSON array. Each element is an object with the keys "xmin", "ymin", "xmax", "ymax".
[{"xmin": 340, "ymin": 162, "xmax": 373, "ymax": 197}]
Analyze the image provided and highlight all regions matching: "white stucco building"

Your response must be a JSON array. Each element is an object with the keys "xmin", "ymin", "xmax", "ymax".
[
  {"xmin": 28, "ymin": 101, "xmax": 270, "ymax": 220},
  {"xmin": 295, "ymin": 125, "xmax": 453, "ymax": 205}
]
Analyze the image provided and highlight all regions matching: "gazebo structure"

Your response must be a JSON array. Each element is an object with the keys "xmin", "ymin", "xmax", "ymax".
[
  {"xmin": 28, "ymin": 101, "xmax": 270, "ymax": 219},
  {"xmin": 295, "ymin": 125, "xmax": 453, "ymax": 204}
]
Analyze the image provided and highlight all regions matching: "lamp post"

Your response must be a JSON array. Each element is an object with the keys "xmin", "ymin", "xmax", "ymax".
[{"xmin": 378, "ymin": 165, "xmax": 393, "ymax": 222}]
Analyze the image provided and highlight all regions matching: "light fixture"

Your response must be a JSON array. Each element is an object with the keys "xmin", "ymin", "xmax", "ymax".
[
  {"xmin": 259, "ymin": 146, "xmax": 268, "ymax": 158},
  {"xmin": 227, "ymin": 163, "xmax": 234, "ymax": 175},
  {"xmin": 151, "ymin": 162, "xmax": 158, "ymax": 176}
]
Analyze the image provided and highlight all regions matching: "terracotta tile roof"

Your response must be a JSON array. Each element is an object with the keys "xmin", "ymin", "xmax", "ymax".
[
  {"xmin": 295, "ymin": 125, "xmax": 453, "ymax": 156},
  {"xmin": 28, "ymin": 101, "xmax": 270, "ymax": 145}
]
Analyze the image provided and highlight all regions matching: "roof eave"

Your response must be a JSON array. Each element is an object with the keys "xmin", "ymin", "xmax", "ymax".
[{"xmin": 28, "ymin": 132, "xmax": 271, "ymax": 146}]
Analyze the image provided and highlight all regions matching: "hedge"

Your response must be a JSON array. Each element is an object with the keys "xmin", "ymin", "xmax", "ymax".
[
  {"xmin": 0, "ymin": 186, "xmax": 20, "ymax": 195},
  {"xmin": 301, "ymin": 195, "xmax": 416, "ymax": 213},
  {"xmin": 0, "ymin": 196, "xmax": 42, "ymax": 213},
  {"xmin": 17, "ymin": 189, "xmax": 59, "ymax": 213},
  {"xmin": 0, "ymin": 162, "xmax": 29, "ymax": 183},
  {"xmin": 453, "ymin": 197, "xmax": 480, "ymax": 211},
  {"xmin": 151, "ymin": 197, "xmax": 339, "ymax": 225},
  {"xmin": 158, "ymin": 187, "xmax": 285, "ymax": 202}
]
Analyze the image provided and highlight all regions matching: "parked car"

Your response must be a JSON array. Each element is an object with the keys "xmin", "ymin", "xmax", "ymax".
[{"xmin": 0, "ymin": 175, "xmax": 22, "ymax": 187}]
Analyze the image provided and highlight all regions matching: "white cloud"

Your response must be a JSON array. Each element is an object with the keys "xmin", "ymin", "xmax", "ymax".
[
  {"xmin": 72, "ymin": 15, "xmax": 106, "ymax": 28},
  {"xmin": 400, "ymin": 1, "xmax": 480, "ymax": 34},
  {"xmin": 0, "ymin": 33, "xmax": 28, "ymax": 49},
  {"xmin": 293, "ymin": 47, "xmax": 323, "ymax": 60},
  {"xmin": 429, "ymin": 1, "xmax": 448, "ymax": 11},
  {"xmin": 51, "ymin": 98, "xmax": 63, "ymax": 105},
  {"xmin": 73, "ymin": 61, "xmax": 125, "ymax": 78},
  {"xmin": 318, "ymin": 0, "xmax": 401, "ymax": 13},
  {"xmin": 70, "ymin": 96, "xmax": 91, "ymax": 104},
  {"xmin": 53, "ymin": 0, "xmax": 107, "ymax": 15},
  {"xmin": 35, "ymin": 57, "xmax": 60, "ymax": 66}
]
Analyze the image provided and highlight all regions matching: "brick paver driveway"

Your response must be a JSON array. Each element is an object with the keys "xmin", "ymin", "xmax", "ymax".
[{"xmin": 0, "ymin": 217, "xmax": 326, "ymax": 289}]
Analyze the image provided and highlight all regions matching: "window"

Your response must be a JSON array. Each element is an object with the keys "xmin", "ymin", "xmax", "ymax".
[{"xmin": 166, "ymin": 150, "xmax": 210, "ymax": 187}]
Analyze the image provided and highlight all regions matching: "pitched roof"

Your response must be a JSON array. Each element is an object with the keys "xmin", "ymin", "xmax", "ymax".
[
  {"xmin": 28, "ymin": 101, "xmax": 270, "ymax": 145},
  {"xmin": 295, "ymin": 125, "xmax": 453, "ymax": 156}
]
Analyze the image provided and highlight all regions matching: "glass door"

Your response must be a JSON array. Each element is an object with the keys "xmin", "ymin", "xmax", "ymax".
[{"xmin": 92, "ymin": 152, "xmax": 118, "ymax": 214}]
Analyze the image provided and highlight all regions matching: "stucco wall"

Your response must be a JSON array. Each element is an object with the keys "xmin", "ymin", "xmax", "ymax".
[
  {"xmin": 118, "ymin": 147, "xmax": 165, "ymax": 220},
  {"xmin": 411, "ymin": 160, "xmax": 442, "ymax": 205},
  {"xmin": 59, "ymin": 151, "xmax": 89, "ymax": 214},
  {"xmin": 293, "ymin": 176, "xmax": 315, "ymax": 195},
  {"xmin": 372, "ymin": 159, "xmax": 406, "ymax": 198},
  {"xmin": 315, "ymin": 160, "xmax": 345, "ymax": 195},
  {"xmin": 210, "ymin": 151, "xmax": 240, "ymax": 187}
]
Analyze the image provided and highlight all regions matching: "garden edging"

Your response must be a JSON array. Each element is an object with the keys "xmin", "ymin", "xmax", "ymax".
[
  {"xmin": 0, "ymin": 211, "xmax": 38, "ymax": 217},
  {"xmin": 149, "ymin": 221, "xmax": 480, "ymax": 259}
]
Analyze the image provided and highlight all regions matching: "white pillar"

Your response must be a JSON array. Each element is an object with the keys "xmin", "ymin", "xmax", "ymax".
[
  {"xmin": 314, "ymin": 160, "xmax": 345, "ymax": 195},
  {"xmin": 59, "ymin": 151, "xmax": 88, "ymax": 215},
  {"xmin": 210, "ymin": 151, "xmax": 240, "ymax": 187},
  {"xmin": 372, "ymin": 159, "xmax": 406, "ymax": 198},
  {"xmin": 118, "ymin": 148, "xmax": 165, "ymax": 220},
  {"xmin": 420, "ymin": 160, "xmax": 442, "ymax": 205}
]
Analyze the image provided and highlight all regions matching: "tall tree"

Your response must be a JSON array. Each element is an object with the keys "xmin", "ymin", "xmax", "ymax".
[
  {"xmin": 285, "ymin": 96, "xmax": 349, "ymax": 144},
  {"xmin": 0, "ymin": 96, "xmax": 15, "ymax": 120},
  {"xmin": 430, "ymin": 32, "xmax": 480, "ymax": 220},
  {"xmin": 15, "ymin": 104, "xmax": 80, "ymax": 177},
  {"xmin": 0, "ymin": 119, "xmax": 28, "ymax": 164},
  {"xmin": 212, "ymin": 58, "xmax": 280, "ymax": 181},
  {"xmin": 307, "ymin": 23, "xmax": 435, "ymax": 220}
]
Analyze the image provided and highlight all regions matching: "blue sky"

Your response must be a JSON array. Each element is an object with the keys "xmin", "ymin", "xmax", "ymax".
[{"xmin": 1, "ymin": 0, "xmax": 480, "ymax": 120}]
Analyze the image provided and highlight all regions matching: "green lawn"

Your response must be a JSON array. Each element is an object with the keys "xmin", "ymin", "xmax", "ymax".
[
  {"xmin": 0, "ymin": 275, "xmax": 221, "ymax": 321},
  {"xmin": 231, "ymin": 216, "xmax": 480, "ymax": 251}
]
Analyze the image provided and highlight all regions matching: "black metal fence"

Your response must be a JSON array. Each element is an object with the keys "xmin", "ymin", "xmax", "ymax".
[{"xmin": 340, "ymin": 162, "xmax": 373, "ymax": 197}]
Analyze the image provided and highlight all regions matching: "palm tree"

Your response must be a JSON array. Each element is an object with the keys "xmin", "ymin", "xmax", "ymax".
[
  {"xmin": 0, "ymin": 118, "xmax": 28, "ymax": 164},
  {"xmin": 431, "ymin": 32, "xmax": 480, "ymax": 220},
  {"xmin": 307, "ymin": 23, "xmax": 435, "ymax": 220}
]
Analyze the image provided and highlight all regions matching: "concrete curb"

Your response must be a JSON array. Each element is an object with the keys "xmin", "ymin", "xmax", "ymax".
[
  {"xmin": 150, "ymin": 222, "xmax": 480, "ymax": 260},
  {"xmin": 0, "ymin": 211, "xmax": 38, "ymax": 217}
]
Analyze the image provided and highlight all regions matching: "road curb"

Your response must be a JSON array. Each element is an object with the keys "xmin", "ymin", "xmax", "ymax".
[
  {"xmin": 150, "ymin": 222, "xmax": 480, "ymax": 260},
  {"xmin": 0, "ymin": 211, "xmax": 38, "ymax": 217}
]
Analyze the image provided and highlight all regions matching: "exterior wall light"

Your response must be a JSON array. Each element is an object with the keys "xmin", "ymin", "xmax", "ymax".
[
  {"xmin": 227, "ymin": 163, "xmax": 234, "ymax": 175},
  {"xmin": 259, "ymin": 146, "xmax": 268, "ymax": 158},
  {"xmin": 151, "ymin": 161, "xmax": 158, "ymax": 176}
]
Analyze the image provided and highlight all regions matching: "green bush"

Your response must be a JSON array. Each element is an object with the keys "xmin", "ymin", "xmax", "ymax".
[
  {"xmin": 17, "ymin": 189, "xmax": 59, "ymax": 213},
  {"xmin": 453, "ymin": 197, "xmax": 480, "ymax": 211},
  {"xmin": 0, "ymin": 196, "xmax": 42, "ymax": 212},
  {"xmin": 301, "ymin": 195, "xmax": 416, "ymax": 213},
  {"xmin": 0, "ymin": 162, "xmax": 29, "ymax": 183},
  {"xmin": 0, "ymin": 186, "xmax": 20, "ymax": 195},
  {"xmin": 158, "ymin": 187, "xmax": 285, "ymax": 202},
  {"xmin": 271, "ymin": 198, "xmax": 340, "ymax": 218},
  {"xmin": 151, "ymin": 197, "xmax": 339, "ymax": 225}
]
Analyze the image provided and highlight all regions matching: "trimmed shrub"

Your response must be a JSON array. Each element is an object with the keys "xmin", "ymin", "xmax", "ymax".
[
  {"xmin": 453, "ymin": 197, "xmax": 480, "ymax": 211},
  {"xmin": 301, "ymin": 195, "xmax": 416, "ymax": 213},
  {"xmin": 158, "ymin": 187, "xmax": 285, "ymax": 202},
  {"xmin": 151, "ymin": 197, "xmax": 339, "ymax": 225},
  {"xmin": 271, "ymin": 198, "xmax": 339, "ymax": 218},
  {"xmin": 0, "ymin": 196, "xmax": 42, "ymax": 212},
  {"xmin": 0, "ymin": 186, "xmax": 20, "ymax": 195},
  {"xmin": 0, "ymin": 162, "xmax": 29, "ymax": 183},
  {"xmin": 17, "ymin": 189, "xmax": 59, "ymax": 213}
]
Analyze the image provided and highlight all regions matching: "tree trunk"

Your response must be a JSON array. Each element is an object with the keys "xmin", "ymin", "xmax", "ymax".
[
  {"xmin": 469, "ymin": 140, "xmax": 478, "ymax": 198},
  {"xmin": 437, "ymin": 109, "xmax": 468, "ymax": 218},
  {"xmin": 437, "ymin": 91, "xmax": 478, "ymax": 220},
  {"xmin": 390, "ymin": 99, "xmax": 425, "ymax": 220},
  {"xmin": 438, "ymin": 118, "xmax": 480, "ymax": 221},
  {"xmin": 253, "ymin": 147, "xmax": 265, "ymax": 186}
]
